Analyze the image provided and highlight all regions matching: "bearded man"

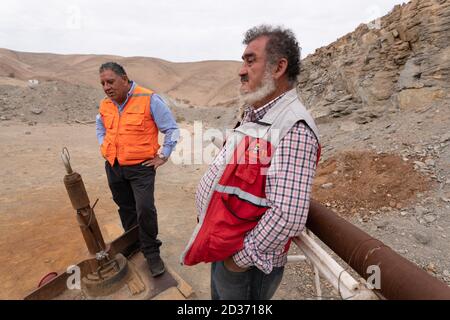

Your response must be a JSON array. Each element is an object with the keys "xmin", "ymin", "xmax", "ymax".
[{"xmin": 182, "ymin": 25, "xmax": 321, "ymax": 300}]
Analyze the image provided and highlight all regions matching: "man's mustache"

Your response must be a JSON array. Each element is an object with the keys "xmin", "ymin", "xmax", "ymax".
[{"xmin": 240, "ymin": 75, "xmax": 249, "ymax": 82}]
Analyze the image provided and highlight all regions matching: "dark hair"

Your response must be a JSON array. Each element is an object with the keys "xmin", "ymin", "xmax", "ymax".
[
  {"xmin": 243, "ymin": 25, "xmax": 301, "ymax": 83},
  {"xmin": 99, "ymin": 62, "xmax": 127, "ymax": 76}
]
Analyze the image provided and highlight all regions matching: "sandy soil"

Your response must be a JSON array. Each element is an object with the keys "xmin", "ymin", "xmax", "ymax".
[
  {"xmin": 1, "ymin": 100, "xmax": 449, "ymax": 300},
  {"xmin": 0, "ymin": 122, "xmax": 211, "ymax": 299},
  {"xmin": 0, "ymin": 121, "xmax": 339, "ymax": 300}
]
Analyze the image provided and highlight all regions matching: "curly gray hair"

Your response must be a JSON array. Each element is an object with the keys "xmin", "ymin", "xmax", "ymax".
[{"xmin": 243, "ymin": 25, "xmax": 301, "ymax": 83}]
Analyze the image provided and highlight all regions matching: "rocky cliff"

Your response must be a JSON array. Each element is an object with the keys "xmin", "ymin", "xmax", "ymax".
[{"xmin": 298, "ymin": 0, "xmax": 449, "ymax": 124}]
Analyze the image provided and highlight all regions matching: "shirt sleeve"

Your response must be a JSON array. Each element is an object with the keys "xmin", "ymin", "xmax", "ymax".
[
  {"xmin": 150, "ymin": 94, "xmax": 180, "ymax": 158},
  {"xmin": 232, "ymin": 121, "xmax": 319, "ymax": 274},
  {"xmin": 96, "ymin": 113, "xmax": 105, "ymax": 145}
]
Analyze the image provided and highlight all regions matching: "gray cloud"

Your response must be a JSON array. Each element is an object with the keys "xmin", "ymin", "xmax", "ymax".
[{"xmin": 0, "ymin": 0, "xmax": 406, "ymax": 62}]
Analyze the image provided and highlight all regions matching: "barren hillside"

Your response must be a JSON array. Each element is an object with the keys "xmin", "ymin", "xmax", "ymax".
[{"xmin": 0, "ymin": 49, "xmax": 241, "ymax": 107}]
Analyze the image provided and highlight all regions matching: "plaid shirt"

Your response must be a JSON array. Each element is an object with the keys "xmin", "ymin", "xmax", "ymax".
[{"xmin": 195, "ymin": 93, "xmax": 319, "ymax": 274}]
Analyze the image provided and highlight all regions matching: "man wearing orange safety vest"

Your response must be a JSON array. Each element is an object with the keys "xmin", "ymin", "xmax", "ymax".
[
  {"xmin": 182, "ymin": 25, "xmax": 321, "ymax": 300},
  {"xmin": 96, "ymin": 62, "xmax": 179, "ymax": 277}
]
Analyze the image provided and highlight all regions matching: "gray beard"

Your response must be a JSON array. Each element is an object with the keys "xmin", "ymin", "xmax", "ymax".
[{"xmin": 239, "ymin": 71, "xmax": 276, "ymax": 107}]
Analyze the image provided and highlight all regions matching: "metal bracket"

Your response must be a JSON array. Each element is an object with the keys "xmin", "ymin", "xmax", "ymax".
[{"xmin": 289, "ymin": 230, "xmax": 379, "ymax": 300}]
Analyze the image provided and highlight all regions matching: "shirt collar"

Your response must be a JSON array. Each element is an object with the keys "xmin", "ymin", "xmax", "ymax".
[
  {"xmin": 243, "ymin": 92, "xmax": 287, "ymax": 123},
  {"xmin": 126, "ymin": 81, "xmax": 136, "ymax": 100},
  {"xmin": 113, "ymin": 81, "xmax": 136, "ymax": 109}
]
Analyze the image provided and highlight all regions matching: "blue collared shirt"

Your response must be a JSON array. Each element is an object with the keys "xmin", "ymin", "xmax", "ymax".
[{"xmin": 96, "ymin": 81, "xmax": 179, "ymax": 158}]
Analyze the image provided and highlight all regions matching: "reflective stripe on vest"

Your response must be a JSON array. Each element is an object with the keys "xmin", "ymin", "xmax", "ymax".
[
  {"xmin": 215, "ymin": 184, "xmax": 269, "ymax": 207},
  {"xmin": 131, "ymin": 93, "xmax": 152, "ymax": 97}
]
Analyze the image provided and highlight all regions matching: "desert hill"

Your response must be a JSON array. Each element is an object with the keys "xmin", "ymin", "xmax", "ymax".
[{"xmin": 0, "ymin": 48, "xmax": 241, "ymax": 107}]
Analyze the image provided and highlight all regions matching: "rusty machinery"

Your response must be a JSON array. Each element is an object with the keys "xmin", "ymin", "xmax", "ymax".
[
  {"xmin": 24, "ymin": 148, "xmax": 186, "ymax": 300},
  {"xmin": 60, "ymin": 147, "xmax": 129, "ymax": 297}
]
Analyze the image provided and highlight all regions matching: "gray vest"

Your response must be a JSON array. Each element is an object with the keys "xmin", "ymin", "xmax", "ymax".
[{"xmin": 180, "ymin": 89, "xmax": 320, "ymax": 264}]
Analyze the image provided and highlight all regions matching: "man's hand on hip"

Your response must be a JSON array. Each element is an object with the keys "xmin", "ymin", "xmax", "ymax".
[{"xmin": 142, "ymin": 155, "xmax": 168, "ymax": 169}]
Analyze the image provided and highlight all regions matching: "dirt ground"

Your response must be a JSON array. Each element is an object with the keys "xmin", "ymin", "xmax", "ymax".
[
  {"xmin": 0, "ymin": 122, "xmax": 211, "ymax": 299},
  {"xmin": 312, "ymin": 151, "xmax": 432, "ymax": 213},
  {"xmin": 1, "ymin": 100, "xmax": 449, "ymax": 300},
  {"xmin": 0, "ymin": 121, "xmax": 337, "ymax": 300}
]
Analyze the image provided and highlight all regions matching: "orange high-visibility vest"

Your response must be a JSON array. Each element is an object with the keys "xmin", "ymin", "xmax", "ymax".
[{"xmin": 99, "ymin": 85, "xmax": 160, "ymax": 166}]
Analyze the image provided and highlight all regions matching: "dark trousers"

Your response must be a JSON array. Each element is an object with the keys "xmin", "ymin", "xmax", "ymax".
[
  {"xmin": 105, "ymin": 160, "xmax": 161, "ymax": 258},
  {"xmin": 211, "ymin": 261, "xmax": 284, "ymax": 300}
]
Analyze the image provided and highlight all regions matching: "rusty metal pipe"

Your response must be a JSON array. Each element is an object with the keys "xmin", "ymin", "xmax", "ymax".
[
  {"xmin": 62, "ymin": 148, "xmax": 106, "ymax": 255},
  {"xmin": 306, "ymin": 200, "xmax": 450, "ymax": 300}
]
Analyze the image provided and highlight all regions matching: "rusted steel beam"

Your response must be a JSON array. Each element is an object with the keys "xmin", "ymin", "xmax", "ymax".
[{"xmin": 306, "ymin": 200, "xmax": 450, "ymax": 300}]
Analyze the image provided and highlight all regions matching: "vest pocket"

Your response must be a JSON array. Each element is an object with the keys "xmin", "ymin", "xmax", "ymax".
[
  {"xmin": 101, "ymin": 140, "xmax": 113, "ymax": 157},
  {"xmin": 103, "ymin": 114, "xmax": 114, "ymax": 129},
  {"xmin": 123, "ymin": 116, "xmax": 145, "ymax": 131},
  {"xmin": 121, "ymin": 144, "xmax": 156, "ymax": 160},
  {"xmin": 233, "ymin": 139, "xmax": 269, "ymax": 185},
  {"xmin": 221, "ymin": 193, "xmax": 267, "ymax": 222},
  {"xmin": 205, "ymin": 192, "xmax": 263, "ymax": 262},
  {"xmin": 126, "ymin": 104, "xmax": 146, "ymax": 114},
  {"xmin": 235, "ymin": 164, "xmax": 259, "ymax": 184}
]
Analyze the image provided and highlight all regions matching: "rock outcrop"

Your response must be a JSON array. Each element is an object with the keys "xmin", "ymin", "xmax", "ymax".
[{"xmin": 298, "ymin": 0, "xmax": 449, "ymax": 122}]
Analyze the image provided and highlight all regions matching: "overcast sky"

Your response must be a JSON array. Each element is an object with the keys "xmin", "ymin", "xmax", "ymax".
[{"xmin": 0, "ymin": 0, "xmax": 406, "ymax": 62}]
